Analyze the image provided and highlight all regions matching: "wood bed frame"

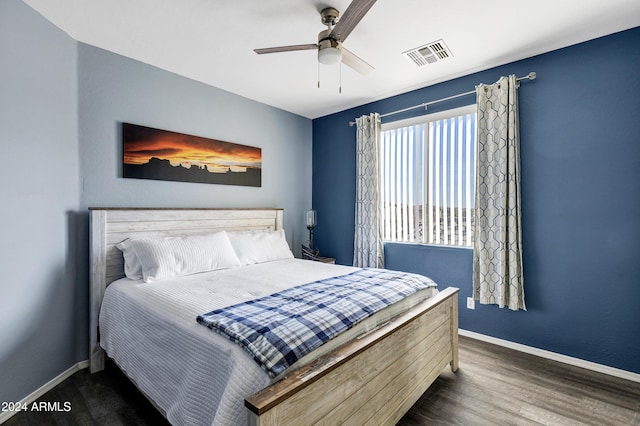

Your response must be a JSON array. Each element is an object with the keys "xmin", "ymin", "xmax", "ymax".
[{"xmin": 89, "ymin": 208, "xmax": 459, "ymax": 426}]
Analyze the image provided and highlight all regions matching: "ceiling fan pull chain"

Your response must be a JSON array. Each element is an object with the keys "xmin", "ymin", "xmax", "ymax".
[
  {"xmin": 318, "ymin": 61, "xmax": 320, "ymax": 89},
  {"xmin": 339, "ymin": 62, "xmax": 342, "ymax": 94}
]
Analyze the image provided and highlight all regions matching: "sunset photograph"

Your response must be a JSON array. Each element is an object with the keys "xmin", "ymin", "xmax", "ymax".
[{"xmin": 123, "ymin": 123, "xmax": 262, "ymax": 186}]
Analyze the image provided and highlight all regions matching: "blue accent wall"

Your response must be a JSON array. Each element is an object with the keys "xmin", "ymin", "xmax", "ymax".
[{"xmin": 312, "ymin": 27, "xmax": 640, "ymax": 374}]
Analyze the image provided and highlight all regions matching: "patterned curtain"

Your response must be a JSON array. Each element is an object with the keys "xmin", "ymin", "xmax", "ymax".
[
  {"xmin": 353, "ymin": 113, "xmax": 384, "ymax": 268},
  {"xmin": 473, "ymin": 75, "xmax": 526, "ymax": 310}
]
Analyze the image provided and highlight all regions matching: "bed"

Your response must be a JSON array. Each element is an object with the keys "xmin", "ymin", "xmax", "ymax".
[{"xmin": 89, "ymin": 208, "xmax": 459, "ymax": 426}]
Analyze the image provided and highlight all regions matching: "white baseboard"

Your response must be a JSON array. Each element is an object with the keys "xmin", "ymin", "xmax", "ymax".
[
  {"xmin": 459, "ymin": 329, "xmax": 640, "ymax": 384},
  {"xmin": 0, "ymin": 360, "xmax": 90, "ymax": 424}
]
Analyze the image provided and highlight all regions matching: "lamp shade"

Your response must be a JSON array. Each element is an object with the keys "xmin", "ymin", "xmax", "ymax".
[
  {"xmin": 318, "ymin": 47, "xmax": 342, "ymax": 65},
  {"xmin": 306, "ymin": 209, "xmax": 317, "ymax": 227}
]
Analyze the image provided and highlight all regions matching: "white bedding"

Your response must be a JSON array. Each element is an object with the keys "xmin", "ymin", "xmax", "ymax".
[{"xmin": 99, "ymin": 258, "xmax": 438, "ymax": 426}]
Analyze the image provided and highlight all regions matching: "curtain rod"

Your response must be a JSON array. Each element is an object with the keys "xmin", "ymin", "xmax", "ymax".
[{"xmin": 348, "ymin": 72, "xmax": 537, "ymax": 126}]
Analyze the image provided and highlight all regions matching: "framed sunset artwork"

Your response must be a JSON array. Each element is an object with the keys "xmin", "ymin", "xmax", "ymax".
[{"xmin": 122, "ymin": 123, "xmax": 262, "ymax": 187}]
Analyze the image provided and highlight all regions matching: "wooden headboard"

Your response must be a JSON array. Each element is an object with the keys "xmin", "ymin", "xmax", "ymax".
[{"xmin": 88, "ymin": 207, "xmax": 284, "ymax": 372}]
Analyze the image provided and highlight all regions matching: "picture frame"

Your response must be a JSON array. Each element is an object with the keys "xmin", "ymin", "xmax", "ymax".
[{"xmin": 122, "ymin": 123, "xmax": 262, "ymax": 187}]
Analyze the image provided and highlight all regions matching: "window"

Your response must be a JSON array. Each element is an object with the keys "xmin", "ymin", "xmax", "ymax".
[{"xmin": 380, "ymin": 105, "xmax": 477, "ymax": 247}]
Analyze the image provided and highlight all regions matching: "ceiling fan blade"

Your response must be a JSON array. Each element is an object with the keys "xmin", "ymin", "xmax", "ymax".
[
  {"xmin": 329, "ymin": 0, "xmax": 377, "ymax": 42},
  {"xmin": 341, "ymin": 47, "xmax": 374, "ymax": 75},
  {"xmin": 254, "ymin": 44, "xmax": 318, "ymax": 55}
]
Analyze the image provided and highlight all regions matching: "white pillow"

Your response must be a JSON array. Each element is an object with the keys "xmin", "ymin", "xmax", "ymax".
[
  {"xmin": 116, "ymin": 238, "xmax": 144, "ymax": 280},
  {"xmin": 117, "ymin": 231, "xmax": 241, "ymax": 282},
  {"xmin": 228, "ymin": 229, "xmax": 294, "ymax": 265}
]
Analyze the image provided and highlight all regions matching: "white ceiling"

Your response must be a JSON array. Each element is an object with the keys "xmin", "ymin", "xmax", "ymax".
[{"xmin": 23, "ymin": 0, "xmax": 640, "ymax": 119}]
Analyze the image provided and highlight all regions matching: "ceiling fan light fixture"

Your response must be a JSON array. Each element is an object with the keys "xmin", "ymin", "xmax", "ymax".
[
  {"xmin": 253, "ymin": 0, "xmax": 377, "ymax": 74},
  {"xmin": 318, "ymin": 46, "xmax": 342, "ymax": 65}
]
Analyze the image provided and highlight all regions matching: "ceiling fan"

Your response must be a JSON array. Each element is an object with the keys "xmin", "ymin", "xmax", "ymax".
[{"xmin": 254, "ymin": 0, "xmax": 377, "ymax": 75}]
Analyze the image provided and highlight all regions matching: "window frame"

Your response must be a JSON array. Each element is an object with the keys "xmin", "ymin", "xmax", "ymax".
[{"xmin": 380, "ymin": 104, "xmax": 477, "ymax": 248}]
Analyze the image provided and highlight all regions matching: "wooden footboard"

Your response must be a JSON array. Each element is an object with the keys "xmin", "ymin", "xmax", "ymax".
[{"xmin": 245, "ymin": 287, "xmax": 459, "ymax": 426}]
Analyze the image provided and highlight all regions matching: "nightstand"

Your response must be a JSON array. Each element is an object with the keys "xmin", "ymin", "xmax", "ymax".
[{"xmin": 301, "ymin": 245, "xmax": 336, "ymax": 264}]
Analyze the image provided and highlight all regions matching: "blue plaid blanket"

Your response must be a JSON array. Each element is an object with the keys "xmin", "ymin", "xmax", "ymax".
[{"xmin": 196, "ymin": 268, "xmax": 437, "ymax": 377}]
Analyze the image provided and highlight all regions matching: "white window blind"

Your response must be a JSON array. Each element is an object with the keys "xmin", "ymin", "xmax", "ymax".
[{"xmin": 380, "ymin": 105, "xmax": 476, "ymax": 247}]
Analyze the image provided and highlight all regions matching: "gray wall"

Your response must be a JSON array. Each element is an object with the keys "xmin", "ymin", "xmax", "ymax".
[
  {"xmin": 1, "ymin": 0, "xmax": 312, "ymax": 405},
  {"xmin": 77, "ymin": 43, "xmax": 312, "ymax": 223},
  {"xmin": 0, "ymin": 0, "xmax": 80, "ymax": 404},
  {"xmin": 74, "ymin": 41, "xmax": 313, "ymax": 366}
]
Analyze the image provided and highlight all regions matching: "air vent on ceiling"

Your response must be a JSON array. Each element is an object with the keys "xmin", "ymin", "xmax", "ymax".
[{"xmin": 403, "ymin": 40, "xmax": 452, "ymax": 67}]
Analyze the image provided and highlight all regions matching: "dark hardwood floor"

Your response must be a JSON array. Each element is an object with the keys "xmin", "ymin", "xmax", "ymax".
[
  {"xmin": 398, "ymin": 337, "xmax": 640, "ymax": 426},
  {"xmin": 3, "ymin": 361, "xmax": 170, "ymax": 426},
  {"xmin": 4, "ymin": 336, "xmax": 639, "ymax": 425}
]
